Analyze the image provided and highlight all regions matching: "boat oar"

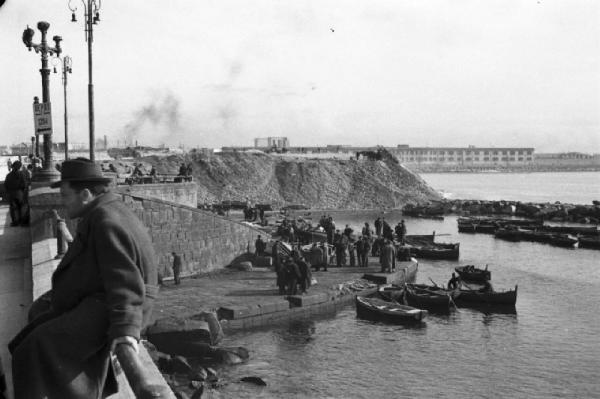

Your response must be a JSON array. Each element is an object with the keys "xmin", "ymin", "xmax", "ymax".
[{"xmin": 428, "ymin": 277, "xmax": 440, "ymax": 288}]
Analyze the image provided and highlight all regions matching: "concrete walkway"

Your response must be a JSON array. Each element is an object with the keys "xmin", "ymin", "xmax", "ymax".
[
  {"xmin": 153, "ymin": 259, "xmax": 414, "ymax": 326},
  {"xmin": 0, "ymin": 204, "xmax": 32, "ymax": 399}
]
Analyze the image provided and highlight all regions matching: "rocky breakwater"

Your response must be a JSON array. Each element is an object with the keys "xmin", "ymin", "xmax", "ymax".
[
  {"xmin": 141, "ymin": 149, "xmax": 441, "ymax": 209},
  {"xmin": 404, "ymin": 199, "xmax": 600, "ymax": 224}
]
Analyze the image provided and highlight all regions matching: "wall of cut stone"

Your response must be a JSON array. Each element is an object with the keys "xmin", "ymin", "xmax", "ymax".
[
  {"xmin": 28, "ymin": 184, "xmax": 261, "ymax": 285},
  {"xmin": 118, "ymin": 193, "xmax": 261, "ymax": 279}
]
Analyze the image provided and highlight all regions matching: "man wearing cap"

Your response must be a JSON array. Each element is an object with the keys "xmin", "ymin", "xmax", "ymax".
[{"xmin": 9, "ymin": 158, "xmax": 158, "ymax": 398}]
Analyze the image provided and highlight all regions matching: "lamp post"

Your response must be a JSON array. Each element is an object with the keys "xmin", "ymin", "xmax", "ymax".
[
  {"xmin": 53, "ymin": 56, "xmax": 72, "ymax": 160},
  {"xmin": 69, "ymin": 0, "xmax": 101, "ymax": 162},
  {"xmin": 22, "ymin": 21, "xmax": 62, "ymax": 183}
]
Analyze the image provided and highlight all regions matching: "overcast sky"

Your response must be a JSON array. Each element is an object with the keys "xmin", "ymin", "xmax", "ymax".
[{"xmin": 1, "ymin": 1, "xmax": 598, "ymax": 152}]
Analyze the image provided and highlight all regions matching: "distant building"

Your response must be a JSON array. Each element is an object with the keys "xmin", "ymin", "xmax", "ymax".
[
  {"xmin": 254, "ymin": 137, "xmax": 289, "ymax": 149},
  {"xmin": 392, "ymin": 145, "xmax": 535, "ymax": 166},
  {"xmin": 534, "ymin": 152, "xmax": 600, "ymax": 167}
]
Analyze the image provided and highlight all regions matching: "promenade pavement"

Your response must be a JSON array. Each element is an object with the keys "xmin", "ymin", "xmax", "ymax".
[{"xmin": 0, "ymin": 204, "xmax": 32, "ymax": 399}]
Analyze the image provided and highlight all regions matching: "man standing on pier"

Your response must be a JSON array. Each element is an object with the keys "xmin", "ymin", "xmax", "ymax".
[
  {"xmin": 255, "ymin": 235, "xmax": 267, "ymax": 257},
  {"xmin": 172, "ymin": 252, "xmax": 182, "ymax": 285},
  {"xmin": 374, "ymin": 217, "xmax": 382, "ymax": 236},
  {"xmin": 380, "ymin": 239, "xmax": 396, "ymax": 273},
  {"xmin": 9, "ymin": 158, "xmax": 158, "ymax": 398}
]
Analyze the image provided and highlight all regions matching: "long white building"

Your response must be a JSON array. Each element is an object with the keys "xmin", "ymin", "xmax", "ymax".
[{"xmin": 393, "ymin": 145, "xmax": 534, "ymax": 166}]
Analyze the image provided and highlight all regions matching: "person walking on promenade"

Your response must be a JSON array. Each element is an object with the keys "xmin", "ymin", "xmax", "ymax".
[
  {"xmin": 4, "ymin": 160, "xmax": 27, "ymax": 226},
  {"xmin": 255, "ymin": 235, "xmax": 267, "ymax": 257},
  {"xmin": 9, "ymin": 157, "xmax": 158, "ymax": 398},
  {"xmin": 172, "ymin": 252, "xmax": 182, "ymax": 285},
  {"xmin": 374, "ymin": 217, "xmax": 382, "ymax": 236},
  {"xmin": 6, "ymin": 157, "xmax": 12, "ymax": 171},
  {"xmin": 380, "ymin": 239, "xmax": 396, "ymax": 273}
]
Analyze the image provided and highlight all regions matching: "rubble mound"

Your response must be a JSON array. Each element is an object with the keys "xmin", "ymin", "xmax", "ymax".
[{"xmin": 141, "ymin": 149, "xmax": 441, "ymax": 209}]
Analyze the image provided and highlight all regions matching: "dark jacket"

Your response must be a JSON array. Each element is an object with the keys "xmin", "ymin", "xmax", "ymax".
[
  {"xmin": 10, "ymin": 192, "xmax": 158, "ymax": 398},
  {"xmin": 4, "ymin": 169, "xmax": 27, "ymax": 193}
]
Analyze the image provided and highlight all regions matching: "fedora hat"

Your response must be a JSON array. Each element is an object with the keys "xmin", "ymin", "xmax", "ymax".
[{"xmin": 50, "ymin": 157, "xmax": 112, "ymax": 188}]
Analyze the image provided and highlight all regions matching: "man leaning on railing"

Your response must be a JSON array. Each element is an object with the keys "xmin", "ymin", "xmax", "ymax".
[{"xmin": 9, "ymin": 158, "xmax": 161, "ymax": 398}]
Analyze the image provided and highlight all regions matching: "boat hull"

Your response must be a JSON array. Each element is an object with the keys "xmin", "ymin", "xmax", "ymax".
[
  {"xmin": 355, "ymin": 296, "xmax": 427, "ymax": 324},
  {"xmin": 455, "ymin": 285, "xmax": 518, "ymax": 306},
  {"xmin": 455, "ymin": 265, "xmax": 491, "ymax": 282}
]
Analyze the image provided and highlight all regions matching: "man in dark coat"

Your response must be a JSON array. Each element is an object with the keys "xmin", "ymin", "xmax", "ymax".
[
  {"xmin": 361, "ymin": 236, "xmax": 371, "ymax": 267},
  {"xmin": 172, "ymin": 252, "xmax": 182, "ymax": 285},
  {"xmin": 374, "ymin": 217, "xmax": 382, "ymax": 236},
  {"xmin": 285, "ymin": 258, "xmax": 302, "ymax": 295},
  {"xmin": 4, "ymin": 161, "xmax": 27, "ymax": 226},
  {"xmin": 255, "ymin": 235, "xmax": 267, "ymax": 257},
  {"xmin": 292, "ymin": 251, "xmax": 312, "ymax": 294},
  {"xmin": 355, "ymin": 236, "xmax": 364, "ymax": 267},
  {"xmin": 9, "ymin": 158, "xmax": 158, "ymax": 399}
]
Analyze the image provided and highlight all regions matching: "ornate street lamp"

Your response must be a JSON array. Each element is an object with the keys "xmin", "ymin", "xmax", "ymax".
[
  {"xmin": 53, "ymin": 55, "xmax": 73, "ymax": 160},
  {"xmin": 22, "ymin": 21, "xmax": 62, "ymax": 183},
  {"xmin": 68, "ymin": 0, "xmax": 101, "ymax": 161}
]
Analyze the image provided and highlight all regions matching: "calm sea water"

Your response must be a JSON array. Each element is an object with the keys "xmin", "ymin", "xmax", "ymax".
[
  {"xmin": 420, "ymin": 171, "xmax": 600, "ymax": 204},
  {"xmin": 214, "ymin": 173, "xmax": 600, "ymax": 398}
]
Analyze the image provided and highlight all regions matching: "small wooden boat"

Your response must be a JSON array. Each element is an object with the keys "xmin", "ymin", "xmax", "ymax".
[
  {"xmin": 378, "ymin": 284, "xmax": 405, "ymax": 303},
  {"xmin": 404, "ymin": 284, "xmax": 452, "ymax": 310},
  {"xmin": 548, "ymin": 234, "xmax": 578, "ymax": 248},
  {"xmin": 404, "ymin": 234, "xmax": 460, "ymax": 260},
  {"xmin": 578, "ymin": 235, "xmax": 600, "ymax": 250},
  {"xmin": 355, "ymin": 296, "xmax": 428, "ymax": 323},
  {"xmin": 456, "ymin": 285, "xmax": 518, "ymax": 306},
  {"xmin": 409, "ymin": 283, "xmax": 461, "ymax": 300},
  {"xmin": 455, "ymin": 265, "xmax": 491, "ymax": 282},
  {"xmin": 494, "ymin": 228, "xmax": 522, "ymax": 241}
]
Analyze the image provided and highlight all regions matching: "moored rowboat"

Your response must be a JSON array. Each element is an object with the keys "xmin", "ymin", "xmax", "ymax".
[
  {"xmin": 455, "ymin": 285, "xmax": 518, "ymax": 306},
  {"xmin": 355, "ymin": 296, "xmax": 428, "ymax": 323},
  {"xmin": 455, "ymin": 265, "xmax": 491, "ymax": 282}
]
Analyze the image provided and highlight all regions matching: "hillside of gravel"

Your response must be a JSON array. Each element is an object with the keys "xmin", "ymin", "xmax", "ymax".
[{"xmin": 140, "ymin": 149, "xmax": 442, "ymax": 209}]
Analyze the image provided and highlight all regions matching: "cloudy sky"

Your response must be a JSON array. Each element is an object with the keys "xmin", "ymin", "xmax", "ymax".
[{"xmin": 1, "ymin": 0, "xmax": 598, "ymax": 152}]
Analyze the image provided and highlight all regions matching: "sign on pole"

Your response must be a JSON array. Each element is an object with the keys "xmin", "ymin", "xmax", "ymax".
[{"xmin": 33, "ymin": 102, "xmax": 53, "ymax": 135}]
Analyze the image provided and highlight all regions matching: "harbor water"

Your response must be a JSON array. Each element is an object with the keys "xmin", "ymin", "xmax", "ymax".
[{"xmin": 216, "ymin": 173, "xmax": 600, "ymax": 398}]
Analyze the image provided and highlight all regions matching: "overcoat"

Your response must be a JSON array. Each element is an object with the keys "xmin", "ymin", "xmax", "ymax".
[
  {"xmin": 380, "ymin": 243, "xmax": 396, "ymax": 271},
  {"xmin": 10, "ymin": 192, "xmax": 158, "ymax": 399}
]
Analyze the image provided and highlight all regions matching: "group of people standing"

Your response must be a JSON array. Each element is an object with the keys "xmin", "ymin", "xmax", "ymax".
[
  {"xmin": 321, "ymin": 216, "xmax": 408, "ymax": 272},
  {"xmin": 271, "ymin": 244, "xmax": 314, "ymax": 296}
]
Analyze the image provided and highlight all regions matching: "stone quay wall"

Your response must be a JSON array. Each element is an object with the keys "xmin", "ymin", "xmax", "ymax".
[
  {"xmin": 118, "ymin": 193, "xmax": 262, "ymax": 279},
  {"xmin": 28, "ymin": 183, "xmax": 262, "ymax": 284}
]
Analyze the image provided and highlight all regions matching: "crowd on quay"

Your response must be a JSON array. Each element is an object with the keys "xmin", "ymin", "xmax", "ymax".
[{"xmin": 268, "ymin": 214, "xmax": 412, "ymax": 293}]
